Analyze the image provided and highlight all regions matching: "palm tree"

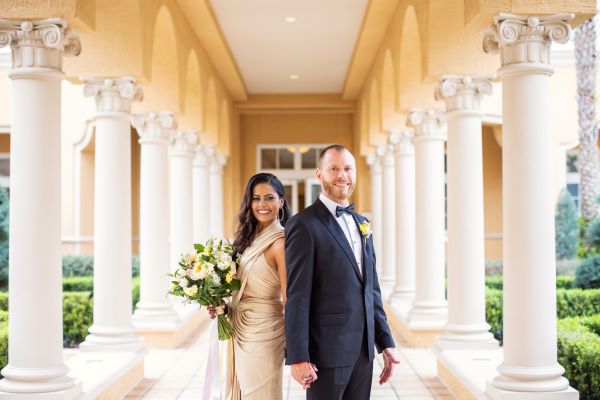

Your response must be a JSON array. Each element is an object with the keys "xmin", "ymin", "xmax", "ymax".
[{"xmin": 574, "ymin": 17, "xmax": 600, "ymax": 222}]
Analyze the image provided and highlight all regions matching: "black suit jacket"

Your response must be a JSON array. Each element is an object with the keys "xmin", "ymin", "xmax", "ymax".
[{"xmin": 284, "ymin": 198, "xmax": 395, "ymax": 368}]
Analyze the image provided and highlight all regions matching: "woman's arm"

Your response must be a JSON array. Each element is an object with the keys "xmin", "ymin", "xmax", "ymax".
[{"xmin": 271, "ymin": 237, "xmax": 287, "ymax": 305}]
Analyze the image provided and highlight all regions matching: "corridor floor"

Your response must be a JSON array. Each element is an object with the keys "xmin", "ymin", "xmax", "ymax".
[{"xmin": 125, "ymin": 318, "xmax": 455, "ymax": 400}]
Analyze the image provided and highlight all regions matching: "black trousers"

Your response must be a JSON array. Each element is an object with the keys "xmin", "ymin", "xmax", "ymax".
[{"xmin": 306, "ymin": 343, "xmax": 373, "ymax": 400}]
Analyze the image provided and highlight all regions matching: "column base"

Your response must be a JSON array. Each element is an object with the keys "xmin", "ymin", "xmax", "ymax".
[
  {"xmin": 0, "ymin": 364, "xmax": 81, "ymax": 398},
  {"xmin": 434, "ymin": 328, "xmax": 499, "ymax": 353},
  {"xmin": 485, "ymin": 382, "xmax": 579, "ymax": 400},
  {"xmin": 64, "ymin": 347, "xmax": 146, "ymax": 400},
  {"xmin": 134, "ymin": 307, "xmax": 207, "ymax": 348},
  {"xmin": 384, "ymin": 302, "xmax": 445, "ymax": 348},
  {"xmin": 80, "ymin": 333, "xmax": 146, "ymax": 353},
  {"xmin": 387, "ymin": 287, "xmax": 415, "ymax": 303}
]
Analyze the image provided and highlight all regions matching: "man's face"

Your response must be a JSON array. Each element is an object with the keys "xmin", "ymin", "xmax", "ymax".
[{"xmin": 316, "ymin": 149, "xmax": 356, "ymax": 204}]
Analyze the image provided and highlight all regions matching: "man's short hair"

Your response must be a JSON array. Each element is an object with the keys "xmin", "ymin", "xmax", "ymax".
[{"xmin": 318, "ymin": 144, "xmax": 350, "ymax": 167}]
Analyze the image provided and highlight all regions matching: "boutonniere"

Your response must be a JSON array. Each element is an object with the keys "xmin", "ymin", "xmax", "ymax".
[{"xmin": 359, "ymin": 221, "xmax": 372, "ymax": 239}]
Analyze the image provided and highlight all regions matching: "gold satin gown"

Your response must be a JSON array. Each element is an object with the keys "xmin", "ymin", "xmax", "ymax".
[{"xmin": 227, "ymin": 221, "xmax": 286, "ymax": 400}]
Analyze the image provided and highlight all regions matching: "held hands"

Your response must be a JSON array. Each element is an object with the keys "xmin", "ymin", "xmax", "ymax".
[
  {"xmin": 379, "ymin": 347, "xmax": 400, "ymax": 385},
  {"xmin": 291, "ymin": 362, "xmax": 318, "ymax": 390},
  {"xmin": 206, "ymin": 302, "xmax": 226, "ymax": 320}
]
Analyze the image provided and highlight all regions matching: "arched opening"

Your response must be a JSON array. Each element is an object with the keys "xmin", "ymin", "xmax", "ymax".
[
  {"xmin": 204, "ymin": 78, "xmax": 219, "ymax": 146},
  {"xmin": 381, "ymin": 49, "xmax": 399, "ymax": 131},
  {"xmin": 180, "ymin": 49, "xmax": 204, "ymax": 134},
  {"xmin": 397, "ymin": 5, "xmax": 424, "ymax": 111}
]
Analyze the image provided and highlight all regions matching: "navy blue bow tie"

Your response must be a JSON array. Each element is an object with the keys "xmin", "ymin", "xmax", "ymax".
[{"xmin": 335, "ymin": 204, "xmax": 355, "ymax": 217}]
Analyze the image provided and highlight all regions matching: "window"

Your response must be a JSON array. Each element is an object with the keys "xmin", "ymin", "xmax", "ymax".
[
  {"xmin": 257, "ymin": 144, "xmax": 329, "ymax": 213},
  {"xmin": 565, "ymin": 149, "xmax": 580, "ymax": 214},
  {"xmin": 0, "ymin": 154, "xmax": 9, "ymax": 188}
]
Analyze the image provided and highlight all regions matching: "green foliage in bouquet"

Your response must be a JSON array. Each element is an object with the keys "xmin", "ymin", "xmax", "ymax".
[{"xmin": 169, "ymin": 238, "xmax": 241, "ymax": 340}]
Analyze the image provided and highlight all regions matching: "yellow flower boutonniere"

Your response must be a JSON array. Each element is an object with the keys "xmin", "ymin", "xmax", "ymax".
[{"xmin": 359, "ymin": 221, "xmax": 372, "ymax": 239}]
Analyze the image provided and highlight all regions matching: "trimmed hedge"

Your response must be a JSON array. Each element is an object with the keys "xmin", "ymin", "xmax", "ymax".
[
  {"xmin": 63, "ymin": 292, "xmax": 93, "ymax": 346},
  {"xmin": 62, "ymin": 255, "xmax": 140, "ymax": 277},
  {"xmin": 557, "ymin": 316, "xmax": 600, "ymax": 400},
  {"xmin": 485, "ymin": 288, "xmax": 600, "ymax": 342},
  {"xmin": 62, "ymin": 276, "xmax": 93, "ymax": 292},
  {"xmin": 485, "ymin": 275, "xmax": 575, "ymax": 291}
]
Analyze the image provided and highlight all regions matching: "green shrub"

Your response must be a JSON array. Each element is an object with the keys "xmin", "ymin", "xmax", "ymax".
[
  {"xmin": 484, "ymin": 259, "xmax": 503, "ymax": 276},
  {"xmin": 132, "ymin": 276, "xmax": 140, "ymax": 309},
  {"xmin": 0, "ymin": 187, "xmax": 9, "ymax": 290},
  {"xmin": 62, "ymin": 292, "xmax": 93, "ymax": 346},
  {"xmin": 62, "ymin": 255, "xmax": 141, "ymax": 278},
  {"xmin": 0, "ymin": 325, "xmax": 7, "ymax": 373},
  {"xmin": 486, "ymin": 288, "xmax": 503, "ymax": 342},
  {"xmin": 555, "ymin": 189, "xmax": 579, "ymax": 260},
  {"xmin": 574, "ymin": 256, "xmax": 600, "ymax": 289},
  {"xmin": 0, "ymin": 292, "xmax": 7, "ymax": 312},
  {"xmin": 556, "ymin": 288, "xmax": 600, "ymax": 318},
  {"xmin": 63, "ymin": 276, "xmax": 93, "ymax": 292},
  {"xmin": 585, "ymin": 218, "xmax": 600, "ymax": 251},
  {"xmin": 485, "ymin": 276, "xmax": 574, "ymax": 290},
  {"xmin": 556, "ymin": 259, "xmax": 580, "ymax": 276},
  {"xmin": 62, "ymin": 255, "xmax": 94, "ymax": 277},
  {"xmin": 557, "ymin": 316, "xmax": 600, "ymax": 400}
]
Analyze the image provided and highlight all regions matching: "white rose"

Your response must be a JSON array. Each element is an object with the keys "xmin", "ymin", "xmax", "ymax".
[
  {"xmin": 179, "ymin": 278, "xmax": 189, "ymax": 288},
  {"xmin": 189, "ymin": 268, "xmax": 208, "ymax": 281},
  {"xmin": 183, "ymin": 285, "xmax": 198, "ymax": 296}
]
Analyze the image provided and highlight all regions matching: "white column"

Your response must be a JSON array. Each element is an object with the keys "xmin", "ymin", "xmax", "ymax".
[
  {"xmin": 377, "ymin": 142, "xmax": 396, "ymax": 292},
  {"xmin": 406, "ymin": 109, "xmax": 448, "ymax": 326},
  {"xmin": 365, "ymin": 153, "xmax": 383, "ymax": 273},
  {"xmin": 434, "ymin": 75, "xmax": 498, "ymax": 350},
  {"xmin": 0, "ymin": 19, "xmax": 81, "ymax": 397},
  {"xmin": 79, "ymin": 78, "xmax": 145, "ymax": 352},
  {"xmin": 169, "ymin": 130, "xmax": 197, "ymax": 272},
  {"xmin": 209, "ymin": 153, "xmax": 227, "ymax": 239},
  {"xmin": 193, "ymin": 144, "xmax": 215, "ymax": 244},
  {"xmin": 389, "ymin": 130, "xmax": 416, "ymax": 301},
  {"xmin": 483, "ymin": 14, "xmax": 577, "ymax": 398},
  {"xmin": 132, "ymin": 112, "xmax": 179, "ymax": 330}
]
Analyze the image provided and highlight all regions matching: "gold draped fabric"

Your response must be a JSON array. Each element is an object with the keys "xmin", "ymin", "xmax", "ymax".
[{"xmin": 226, "ymin": 221, "xmax": 285, "ymax": 400}]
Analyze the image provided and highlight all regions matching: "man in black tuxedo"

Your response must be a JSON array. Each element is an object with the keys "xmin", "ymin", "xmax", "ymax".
[{"xmin": 285, "ymin": 144, "xmax": 399, "ymax": 399}]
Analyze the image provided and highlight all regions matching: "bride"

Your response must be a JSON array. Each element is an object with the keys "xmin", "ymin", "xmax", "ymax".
[{"xmin": 208, "ymin": 173, "xmax": 291, "ymax": 400}]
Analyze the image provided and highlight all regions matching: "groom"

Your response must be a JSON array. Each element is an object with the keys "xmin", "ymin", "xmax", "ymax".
[{"xmin": 285, "ymin": 144, "xmax": 399, "ymax": 399}]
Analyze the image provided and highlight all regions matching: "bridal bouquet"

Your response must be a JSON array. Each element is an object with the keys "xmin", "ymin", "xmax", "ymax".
[{"xmin": 169, "ymin": 237, "xmax": 241, "ymax": 340}]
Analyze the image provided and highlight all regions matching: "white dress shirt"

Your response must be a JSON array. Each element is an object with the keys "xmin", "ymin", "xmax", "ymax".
[{"xmin": 319, "ymin": 193, "xmax": 363, "ymax": 277}]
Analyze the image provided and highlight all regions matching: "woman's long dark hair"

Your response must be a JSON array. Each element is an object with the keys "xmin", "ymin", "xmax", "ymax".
[{"xmin": 232, "ymin": 173, "xmax": 291, "ymax": 257}]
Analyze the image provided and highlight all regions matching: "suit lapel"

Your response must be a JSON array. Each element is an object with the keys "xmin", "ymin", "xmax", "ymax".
[
  {"xmin": 314, "ymin": 199, "xmax": 363, "ymax": 282},
  {"xmin": 350, "ymin": 213, "xmax": 370, "ymax": 287}
]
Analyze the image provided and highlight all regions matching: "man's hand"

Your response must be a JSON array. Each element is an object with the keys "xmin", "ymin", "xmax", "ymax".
[
  {"xmin": 379, "ymin": 347, "xmax": 400, "ymax": 385},
  {"xmin": 291, "ymin": 362, "xmax": 318, "ymax": 390}
]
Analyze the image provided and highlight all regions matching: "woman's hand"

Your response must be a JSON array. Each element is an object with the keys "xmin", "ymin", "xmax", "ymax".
[{"xmin": 206, "ymin": 302, "xmax": 226, "ymax": 319}]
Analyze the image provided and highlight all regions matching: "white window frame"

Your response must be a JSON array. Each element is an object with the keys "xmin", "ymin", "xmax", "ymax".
[{"xmin": 257, "ymin": 144, "xmax": 330, "ymax": 212}]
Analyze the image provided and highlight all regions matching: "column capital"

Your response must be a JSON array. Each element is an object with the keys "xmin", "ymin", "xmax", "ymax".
[
  {"xmin": 365, "ymin": 153, "xmax": 382, "ymax": 174},
  {"xmin": 482, "ymin": 13, "xmax": 573, "ymax": 69},
  {"xmin": 170, "ymin": 129, "xmax": 197, "ymax": 156},
  {"xmin": 407, "ymin": 109, "xmax": 447, "ymax": 141},
  {"xmin": 389, "ymin": 129, "xmax": 415, "ymax": 156},
  {"xmin": 435, "ymin": 75, "xmax": 493, "ymax": 112},
  {"xmin": 0, "ymin": 19, "xmax": 81, "ymax": 71},
  {"xmin": 193, "ymin": 144, "xmax": 214, "ymax": 167},
  {"xmin": 82, "ymin": 77, "xmax": 143, "ymax": 114},
  {"xmin": 210, "ymin": 154, "xmax": 227, "ymax": 175},
  {"xmin": 132, "ymin": 112, "xmax": 177, "ymax": 142}
]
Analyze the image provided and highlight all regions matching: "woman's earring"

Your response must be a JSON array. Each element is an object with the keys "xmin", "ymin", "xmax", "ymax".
[{"xmin": 278, "ymin": 207, "xmax": 284, "ymax": 222}]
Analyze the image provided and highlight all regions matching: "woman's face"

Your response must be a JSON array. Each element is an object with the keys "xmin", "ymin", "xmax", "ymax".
[{"xmin": 251, "ymin": 182, "xmax": 284, "ymax": 228}]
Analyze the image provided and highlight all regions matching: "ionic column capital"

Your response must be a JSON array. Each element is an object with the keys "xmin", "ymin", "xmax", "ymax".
[
  {"xmin": 389, "ymin": 129, "xmax": 415, "ymax": 156},
  {"xmin": 132, "ymin": 112, "xmax": 177, "ymax": 142},
  {"xmin": 435, "ymin": 75, "xmax": 493, "ymax": 112},
  {"xmin": 0, "ymin": 19, "xmax": 81, "ymax": 71},
  {"xmin": 82, "ymin": 77, "xmax": 143, "ymax": 114},
  {"xmin": 170, "ymin": 129, "xmax": 197, "ymax": 156},
  {"xmin": 482, "ymin": 13, "xmax": 573, "ymax": 69},
  {"xmin": 366, "ymin": 152, "xmax": 382, "ymax": 174},
  {"xmin": 376, "ymin": 143, "xmax": 395, "ymax": 166},
  {"xmin": 407, "ymin": 109, "xmax": 447, "ymax": 141},
  {"xmin": 194, "ymin": 144, "xmax": 215, "ymax": 167},
  {"xmin": 210, "ymin": 154, "xmax": 227, "ymax": 175}
]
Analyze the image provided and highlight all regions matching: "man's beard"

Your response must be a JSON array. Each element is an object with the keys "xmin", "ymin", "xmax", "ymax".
[{"xmin": 322, "ymin": 179, "xmax": 355, "ymax": 202}]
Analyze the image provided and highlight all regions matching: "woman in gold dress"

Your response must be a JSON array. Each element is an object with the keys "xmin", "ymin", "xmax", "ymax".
[{"xmin": 209, "ymin": 173, "xmax": 291, "ymax": 400}]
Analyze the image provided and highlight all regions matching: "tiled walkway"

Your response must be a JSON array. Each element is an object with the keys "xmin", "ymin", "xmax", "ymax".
[{"xmin": 126, "ymin": 318, "xmax": 454, "ymax": 400}]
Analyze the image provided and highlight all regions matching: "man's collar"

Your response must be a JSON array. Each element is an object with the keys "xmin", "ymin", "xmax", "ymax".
[{"xmin": 319, "ymin": 193, "xmax": 348, "ymax": 218}]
